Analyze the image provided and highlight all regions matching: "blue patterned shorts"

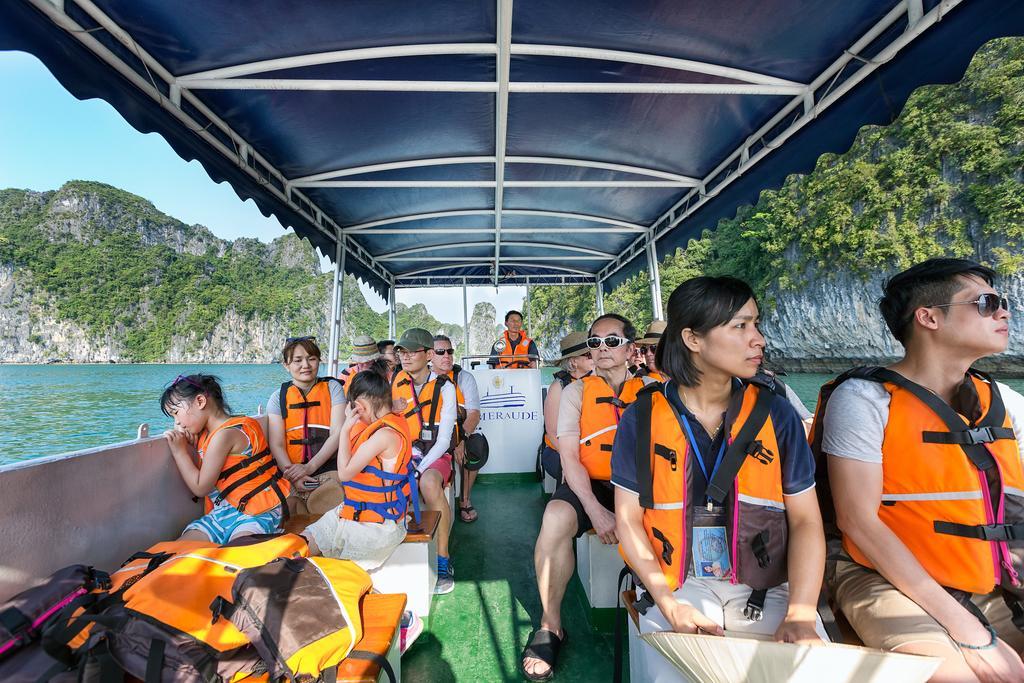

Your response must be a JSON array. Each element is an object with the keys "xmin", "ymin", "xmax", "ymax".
[{"xmin": 183, "ymin": 500, "xmax": 283, "ymax": 544}]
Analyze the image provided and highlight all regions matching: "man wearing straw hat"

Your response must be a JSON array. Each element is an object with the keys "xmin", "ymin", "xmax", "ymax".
[
  {"xmin": 339, "ymin": 335, "xmax": 380, "ymax": 390},
  {"xmin": 540, "ymin": 331, "xmax": 594, "ymax": 483}
]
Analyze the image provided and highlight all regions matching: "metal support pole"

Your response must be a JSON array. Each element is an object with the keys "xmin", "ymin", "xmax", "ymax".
[
  {"xmin": 330, "ymin": 244, "xmax": 347, "ymax": 377},
  {"xmin": 326, "ymin": 239, "xmax": 342, "ymax": 376},
  {"xmin": 388, "ymin": 283, "xmax": 397, "ymax": 338},
  {"xmin": 462, "ymin": 279, "xmax": 470, "ymax": 356},
  {"xmin": 646, "ymin": 239, "xmax": 664, "ymax": 320},
  {"xmin": 525, "ymin": 277, "xmax": 531, "ymax": 334},
  {"xmin": 596, "ymin": 278, "xmax": 605, "ymax": 316}
]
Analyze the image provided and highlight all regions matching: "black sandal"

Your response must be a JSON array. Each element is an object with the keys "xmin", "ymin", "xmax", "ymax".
[
  {"xmin": 459, "ymin": 504, "xmax": 478, "ymax": 523},
  {"xmin": 520, "ymin": 628, "xmax": 566, "ymax": 681}
]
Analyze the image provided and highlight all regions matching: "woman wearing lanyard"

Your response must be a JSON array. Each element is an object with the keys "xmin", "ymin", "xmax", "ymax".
[{"xmin": 611, "ymin": 276, "xmax": 828, "ymax": 681}]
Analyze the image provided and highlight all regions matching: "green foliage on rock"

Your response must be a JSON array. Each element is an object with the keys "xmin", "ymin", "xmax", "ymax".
[{"xmin": 529, "ymin": 36, "xmax": 1024, "ymax": 335}]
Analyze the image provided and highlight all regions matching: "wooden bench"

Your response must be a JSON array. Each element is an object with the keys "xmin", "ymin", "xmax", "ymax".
[
  {"xmin": 365, "ymin": 510, "xmax": 441, "ymax": 622},
  {"xmin": 338, "ymin": 592, "xmax": 406, "ymax": 683}
]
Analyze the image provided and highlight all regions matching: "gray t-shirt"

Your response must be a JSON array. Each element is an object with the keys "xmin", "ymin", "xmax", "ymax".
[
  {"xmin": 266, "ymin": 379, "xmax": 345, "ymax": 417},
  {"xmin": 822, "ymin": 378, "xmax": 1024, "ymax": 464}
]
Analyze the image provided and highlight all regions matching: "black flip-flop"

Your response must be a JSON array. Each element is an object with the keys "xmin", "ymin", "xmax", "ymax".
[
  {"xmin": 521, "ymin": 628, "xmax": 567, "ymax": 681},
  {"xmin": 459, "ymin": 504, "xmax": 478, "ymax": 523}
]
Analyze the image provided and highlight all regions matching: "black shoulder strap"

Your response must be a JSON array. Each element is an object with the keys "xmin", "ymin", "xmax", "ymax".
[
  {"xmin": 278, "ymin": 381, "xmax": 293, "ymax": 421},
  {"xmin": 868, "ymin": 368, "xmax": 997, "ymax": 471},
  {"xmin": 705, "ymin": 385, "xmax": 775, "ymax": 505},
  {"xmin": 634, "ymin": 385, "xmax": 657, "ymax": 509}
]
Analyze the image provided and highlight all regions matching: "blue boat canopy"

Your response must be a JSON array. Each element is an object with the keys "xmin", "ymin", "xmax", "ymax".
[{"xmin": 3, "ymin": 0, "xmax": 1022, "ymax": 297}]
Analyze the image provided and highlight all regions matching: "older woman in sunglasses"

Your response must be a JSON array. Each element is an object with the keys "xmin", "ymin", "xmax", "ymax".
[
  {"xmin": 523, "ymin": 314, "xmax": 658, "ymax": 680},
  {"xmin": 820, "ymin": 258, "xmax": 1024, "ymax": 682}
]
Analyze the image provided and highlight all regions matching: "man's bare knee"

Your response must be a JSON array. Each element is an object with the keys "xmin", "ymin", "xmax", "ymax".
[
  {"xmin": 419, "ymin": 471, "xmax": 444, "ymax": 500},
  {"xmin": 539, "ymin": 500, "xmax": 579, "ymax": 542}
]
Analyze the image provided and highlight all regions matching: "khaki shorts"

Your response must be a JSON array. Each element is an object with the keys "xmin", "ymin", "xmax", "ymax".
[
  {"xmin": 287, "ymin": 471, "xmax": 345, "ymax": 517},
  {"xmin": 831, "ymin": 560, "xmax": 1024, "ymax": 654},
  {"xmin": 304, "ymin": 507, "xmax": 406, "ymax": 571}
]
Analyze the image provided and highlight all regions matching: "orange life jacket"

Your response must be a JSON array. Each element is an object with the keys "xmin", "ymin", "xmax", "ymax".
[
  {"xmin": 577, "ymin": 373, "xmax": 655, "ymax": 480},
  {"xmin": 443, "ymin": 365, "xmax": 469, "ymax": 446},
  {"xmin": 198, "ymin": 416, "xmax": 290, "ymax": 515},
  {"xmin": 340, "ymin": 413, "xmax": 419, "ymax": 523},
  {"xmin": 280, "ymin": 378, "xmax": 340, "ymax": 473},
  {"xmin": 338, "ymin": 366, "xmax": 356, "ymax": 388},
  {"xmin": 544, "ymin": 370, "xmax": 595, "ymax": 450},
  {"xmin": 496, "ymin": 331, "xmax": 533, "ymax": 369},
  {"xmin": 626, "ymin": 380, "xmax": 787, "ymax": 592},
  {"xmin": 391, "ymin": 369, "xmax": 452, "ymax": 453},
  {"xmin": 811, "ymin": 367, "xmax": 1024, "ymax": 595}
]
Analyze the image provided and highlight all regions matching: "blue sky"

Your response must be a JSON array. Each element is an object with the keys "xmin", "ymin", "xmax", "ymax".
[{"xmin": 0, "ymin": 51, "xmax": 525, "ymax": 324}]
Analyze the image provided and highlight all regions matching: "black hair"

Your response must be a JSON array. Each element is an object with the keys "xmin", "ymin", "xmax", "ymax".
[
  {"xmin": 282, "ymin": 338, "xmax": 321, "ymax": 364},
  {"xmin": 160, "ymin": 373, "xmax": 233, "ymax": 417},
  {"xmin": 346, "ymin": 368, "xmax": 393, "ymax": 410},
  {"xmin": 879, "ymin": 258, "xmax": 996, "ymax": 346},
  {"xmin": 657, "ymin": 276, "xmax": 757, "ymax": 387},
  {"xmin": 433, "ymin": 334, "xmax": 452, "ymax": 345},
  {"xmin": 588, "ymin": 313, "xmax": 636, "ymax": 343},
  {"xmin": 505, "ymin": 310, "xmax": 524, "ymax": 322},
  {"xmin": 377, "ymin": 339, "xmax": 395, "ymax": 354}
]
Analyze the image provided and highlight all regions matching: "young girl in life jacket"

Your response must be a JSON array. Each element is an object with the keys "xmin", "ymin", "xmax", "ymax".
[
  {"xmin": 301, "ymin": 368, "xmax": 414, "ymax": 571},
  {"xmin": 266, "ymin": 336, "xmax": 346, "ymax": 516},
  {"xmin": 611, "ymin": 276, "xmax": 828, "ymax": 680},
  {"xmin": 161, "ymin": 374, "xmax": 291, "ymax": 543}
]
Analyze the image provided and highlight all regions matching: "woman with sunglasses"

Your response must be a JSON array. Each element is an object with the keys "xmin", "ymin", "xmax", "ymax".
[
  {"xmin": 266, "ymin": 336, "xmax": 347, "ymax": 516},
  {"xmin": 817, "ymin": 258, "xmax": 1024, "ymax": 682},
  {"xmin": 161, "ymin": 374, "xmax": 290, "ymax": 543},
  {"xmin": 523, "ymin": 314, "xmax": 657, "ymax": 681},
  {"xmin": 612, "ymin": 276, "xmax": 828, "ymax": 682}
]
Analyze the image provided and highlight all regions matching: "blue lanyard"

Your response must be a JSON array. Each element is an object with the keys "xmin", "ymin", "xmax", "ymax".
[{"xmin": 678, "ymin": 412, "xmax": 727, "ymax": 509}]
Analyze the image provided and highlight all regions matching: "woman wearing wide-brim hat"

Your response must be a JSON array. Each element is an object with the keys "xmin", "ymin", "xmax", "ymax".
[
  {"xmin": 540, "ymin": 332, "xmax": 595, "ymax": 483},
  {"xmin": 634, "ymin": 320, "xmax": 667, "ymax": 381}
]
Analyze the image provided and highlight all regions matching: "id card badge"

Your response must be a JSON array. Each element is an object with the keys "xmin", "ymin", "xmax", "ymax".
[
  {"xmin": 420, "ymin": 428, "xmax": 434, "ymax": 441},
  {"xmin": 691, "ymin": 505, "xmax": 731, "ymax": 579}
]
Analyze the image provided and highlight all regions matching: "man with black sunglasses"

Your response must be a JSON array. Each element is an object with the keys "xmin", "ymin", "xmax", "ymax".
[{"xmin": 814, "ymin": 258, "xmax": 1024, "ymax": 681}]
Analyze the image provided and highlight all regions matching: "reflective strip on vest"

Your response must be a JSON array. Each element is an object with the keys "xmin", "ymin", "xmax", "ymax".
[
  {"xmin": 287, "ymin": 423, "xmax": 331, "ymax": 432},
  {"xmin": 1005, "ymin": 486, "xmax": 1024, "ymax": 499},
  {"xmin": 737, "ymin": 493, "xmax": 786, "ymax": 510},
  {"xmin": 580, "ymin": 425, "xmax": 617, "ymax": 444},
  {"xmin": 651, "ymin": 501, "xmax": 685, "ymax": 510},
  {"xmin": 880, "ymin": 491, "xmax": 983, "ymax": 502}
]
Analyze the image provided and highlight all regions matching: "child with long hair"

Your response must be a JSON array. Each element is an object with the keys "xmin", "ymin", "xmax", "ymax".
[
  {"xmin": 161, "ymin": 373, "xmax": 290, "ymax": 543},
  {"xmin": 302, "ymin": 368, "xmax": 416, "ymax": 570}
]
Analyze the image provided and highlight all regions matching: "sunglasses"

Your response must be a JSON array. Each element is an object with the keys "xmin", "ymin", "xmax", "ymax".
[
  {"xmin": 432, "ymin": 348, "xmax": 456, "ymax": 355},
  {"xmin": 930, "ymin": 292, "xmax": 1010, "ymax": 318},
  {"xmin": 642, "ymin": 346, "xmax": 657, "ymax": 355},
  {"xmin": 171, "ymin": 374, "xmax": 204, "ymax": 390},
  {"xmin": 286, "ymin": 335, "xmax": 316, "ymax": 343},
  {"xmin": 397, "ymin": 348, "xmax": 426, "ymax": 356},
  {"xmin": 586, "ymin": 335, "xmax": 632, "ymax": 349}
]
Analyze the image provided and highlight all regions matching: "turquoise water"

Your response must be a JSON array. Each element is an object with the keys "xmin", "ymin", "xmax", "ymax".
[{"xmin": 0, "ymin": 365, "xmax": 1020, "ymax": 465}]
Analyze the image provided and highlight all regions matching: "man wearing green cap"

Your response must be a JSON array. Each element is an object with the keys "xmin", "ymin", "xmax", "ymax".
[{"xmin": 392, "ymin": 328, "xmax": 459, "ymax": 595}]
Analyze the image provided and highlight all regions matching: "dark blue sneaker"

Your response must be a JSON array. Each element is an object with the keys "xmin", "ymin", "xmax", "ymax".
[{"xmin": 435, "ymin": 555, "xmax": 454, "ymax": 595}]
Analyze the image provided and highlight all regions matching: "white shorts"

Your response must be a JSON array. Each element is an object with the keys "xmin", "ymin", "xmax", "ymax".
[
  {"xmin": 637, "ymin": 577, "xmax": 829, "ymax": 682},
  {"xmin": 304, "ymin": 506, "xmax": 406, "ymax": 571}
]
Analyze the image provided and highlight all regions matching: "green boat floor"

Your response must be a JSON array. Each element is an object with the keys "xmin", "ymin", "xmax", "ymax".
[{"xmin": 401, "ymin": 478, "xmax": 621, "ymax": 682}]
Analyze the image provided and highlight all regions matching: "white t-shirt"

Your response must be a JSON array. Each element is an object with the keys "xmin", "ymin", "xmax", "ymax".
[
  {"xmin": 822, "ymin": 378, "xmax": 1024, "ymax": 464},
  {"xmin": 455, "ymin": 368, "xmax": 481, "ymax": 412}
]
